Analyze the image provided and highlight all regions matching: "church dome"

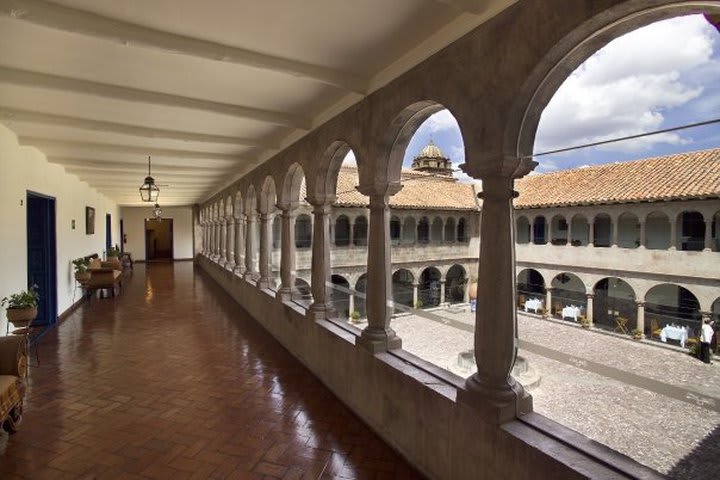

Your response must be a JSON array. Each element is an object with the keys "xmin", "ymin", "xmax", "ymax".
[{"xmin": 418, "ymin": 140, "xmax": 445, "ymax": 159}]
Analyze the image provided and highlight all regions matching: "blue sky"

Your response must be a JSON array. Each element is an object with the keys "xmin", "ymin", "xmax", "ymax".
[{"xmin": 346, "ymin": 14, "xmax": 720, "ymax": 181}]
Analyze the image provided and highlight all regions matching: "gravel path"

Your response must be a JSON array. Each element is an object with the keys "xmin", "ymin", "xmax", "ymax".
[{"xmin": 388, "ymin": 307, "xmax": 720, "ymax": 477}]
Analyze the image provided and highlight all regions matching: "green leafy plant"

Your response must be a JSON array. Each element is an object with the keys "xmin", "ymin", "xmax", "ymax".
[
  {"xmin": 107, "ymin": 245, "xmax": 121, "ymax": 258},
  {"xmin": 631, "ymin": 328, "xmax": 643, "ymax": 339},
  {"xmin": 72, "ymin": 257, "xmax": 90, "ymax": 273},
  {"xmin": 1, "ymin": 286, "xmax": 39, "ymax": 309},
  {"xmin": 350, "ymin": 310, "xmax": 361, "ymax": 321},
  {"xmin": 414, "ymin": 299, "xmax": 424, "ymax": 309}
]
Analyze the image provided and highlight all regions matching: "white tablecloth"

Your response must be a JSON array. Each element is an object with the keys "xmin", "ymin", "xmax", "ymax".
[
  {"xmin": 524, "ymin": 298, "xmax": 543, "ymax": 313},
  {"xmin": 661, "ymin": 325, "xmax": 688, "ymax": 347},
  {"xmin": 562, "ymin": 305, "xmax": 582, "ymax": 322}
]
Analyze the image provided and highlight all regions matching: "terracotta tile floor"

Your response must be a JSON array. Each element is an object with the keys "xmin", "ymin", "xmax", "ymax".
[{"xmin": 0, "ymin": 262, "xmax": 424, "ymax": 480}]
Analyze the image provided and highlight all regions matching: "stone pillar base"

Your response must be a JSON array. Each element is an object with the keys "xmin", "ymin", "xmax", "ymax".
[
  {"xmin": 357, "ymin": 327, "xmax": 402, "ymax": 353},
  {"xmin": 233, "ymin": 265, "xmax": 244, "ymax": 276},
  {"xmin": 243, "ymin": 272, "xmax": 256, "ymax": 282},
  {"xmin": 256, "ymin": 278, "xmax": 270, "ymax": 290},
  {"xmin": 225, "ymin": 261, "xmax": 235, "ymax": 271},
  {"xmin": 278, "ymin": 287, "xmax": 293, "ymax": 302},
  {"xmin": 308, "ymin": 303, "xmax": 329, "ymax": 321},
  {"xmin": 457, "ymin": 375, "xmax": 532, "ymax": 424}
]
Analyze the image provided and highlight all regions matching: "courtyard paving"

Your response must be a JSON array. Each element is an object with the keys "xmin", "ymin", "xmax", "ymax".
[{"xmin": 389, "ymin": 306, "xmax": 720, "ymax": 478}]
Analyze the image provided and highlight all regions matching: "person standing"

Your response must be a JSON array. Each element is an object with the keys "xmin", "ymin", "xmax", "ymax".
[{"xmin": 700, "ymin": 318, "xmax": 715, "ymax": 364}]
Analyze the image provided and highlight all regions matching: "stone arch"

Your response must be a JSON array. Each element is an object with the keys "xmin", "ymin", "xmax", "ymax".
[
  {"xmin": 516, "ymin": 216, "xmax": 530, "ymax": 244},
  {"xmin": 570, "ymin": 213, "xmax": 589, "ymax": 246},
  {"xmin": 233, "ymin": 190, "xmax": 243, "ymax": 219},
  {"xmin": 593, "ymin": 277, "xmax": 636, "ymax": 331},
  {"xmin": 517, "ymin": 268, "xmax": 546, "ymax": 310},
  {"xmin": 549, "ymin": 214, "xmax": 567, "ymax": 245},
  {"xmin": 225, "ymin": 195, "xmax": 233, "ymax": 217},
  {"xmin": 457, "ymin": 217, "xmax": 468, "ymax": 242},
  {"xmin": 279, "ymin": 162, "xmax": 306, "ymax": 207},
  {"xmin": 418, "ymin": 267, "xmax": 442, "ymax": 308},
  {"xmin": 593, "ymin": 213, "xmax": 612, "ymax": 247},
  {"xmin": 431, "ymin": 217, "xmax": 444, "ymax": 243},
  {"xmin": 618, "ymin": 212, "xmax": 640, "ymax": 249},
  {"xmin": 330, "ymin": 274, "xmax": 351, "ymax": 320},
  {"xmin": 550, "ymin": 273, "xmax": 587, "ymax": 319},
  {"xmin": 390, "ymin": 215, "xmax": 402, "ymax": 245},
  {"xmin": 381, "ymin": 101, "xmax": 464, "ymax": 186},
  {"xmin": 353, "ymin": 215, "xmax": 368, "ymax": 246},
  {"xmin": 645, "ymin": 283, "xmax": 702, "ymax": 337},
  {"xmin": 445, "ymin": 264, "xmax": 467, "ymax": 304},
  {"xmin": 504, "ymin": 2, "xmax": 720, "ymax": 161},
  {"xmin": 392, "ymin": 269, "xmax": 415, "ymax": 312},
  {"xmin": 645, "ymin": 211, "xmax": 670, "ymax": 249},
  {"xmin": 532, "ymin": 216, "xmax": 547, "ymax": 244},
  {"xmin": 403, "ymin": 216, "xmax": 416, "ymax": 243},
  {"xmin": 295, "ymin": 214, "xmax": 312, "ymax": 249},
  {"xmin": 310, "ymin": 141, "xmax": 357, "ymax": 202},
  {"xmin": 444, "ymin": 217, "xmax": 456, "ymax": 242},
  {"xmin": 335, "ymin": 214, "xmax": 350, "ymax": 246},
  {"xmin": 417, "ymin": 217, "xmax": 430, "ymax": 244},
  {"xmin": 677, "ymin": 210, "xmax": 705, "ymax": 251},
  {"xmin": 259, "ymin": 176, "xmax": 277, "ymax": 214}
]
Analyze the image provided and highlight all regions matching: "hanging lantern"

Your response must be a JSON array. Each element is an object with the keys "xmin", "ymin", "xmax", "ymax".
[{"xmin": 139, "ymin": 156, "xmax": 160, "ymax": 202}]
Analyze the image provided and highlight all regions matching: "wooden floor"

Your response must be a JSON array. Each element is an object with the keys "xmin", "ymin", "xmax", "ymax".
[{"xmin": 0, "ymin": 262, "xmax": 423, "ymax": 479}]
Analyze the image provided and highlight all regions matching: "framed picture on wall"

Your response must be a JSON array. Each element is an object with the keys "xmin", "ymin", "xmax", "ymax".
[{"xmin": 86, "ymin": 206, "xmax": 95, "ymax": 235}]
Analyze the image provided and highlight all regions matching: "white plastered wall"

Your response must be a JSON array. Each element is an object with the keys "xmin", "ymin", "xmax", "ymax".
[
  {"xmin": 0, "ymin": 123, "xmax": 120, "ymax": 334},
  {"xmin": 120, "ymin": 206, "xmax": 194, "ymax": 261}
]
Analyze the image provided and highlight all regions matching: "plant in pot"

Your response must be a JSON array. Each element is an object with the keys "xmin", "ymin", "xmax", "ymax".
[
  {"xmin": 349, "ymin": 310, "xmax": 362, "ymax": 324},
  {"xmin": 106, "ymin": 245, "xmax": 122, "ymax": 270},
  {"xmin": 631, "ymin": 328, "xmax": 644, "ymax": 340},
  {"xmin": 72, "ymin": 257, "xmax": 91, "ymax": 283},
  {"xmin": 1, "ymin": 286, "xmax": 39, "ymax": 327},
  {"xmin": 579, "ymin": 317, "xmax": 591, "ymax": 328}
]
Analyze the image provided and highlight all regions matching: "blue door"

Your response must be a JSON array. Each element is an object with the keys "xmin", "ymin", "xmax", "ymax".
[{"xmin": 26, "ymin": 192, "xmax": 57, "ymax": 326}]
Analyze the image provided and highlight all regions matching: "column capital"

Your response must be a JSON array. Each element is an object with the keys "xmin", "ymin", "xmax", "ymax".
[
  {"xmin": 356, "ymin": 182, "xmax": 402, "ymax": 198},
  {"xmin": 586, "ymin": 293, "xmax": 595, "ymax": 299},
  {"xmin": 276, "ymin": 200, "xmax": 300, "ymax": 213},
  {"xmin": 636, "ymin": 301, "xmax": 646, "ymax": 308},
  {"xmin": 310, "ymin": 203, "xmax": 332, "ymax": 215},
  {"xmin": 460, "ymin": 154, "xmax": 537, "ymax": 180}
]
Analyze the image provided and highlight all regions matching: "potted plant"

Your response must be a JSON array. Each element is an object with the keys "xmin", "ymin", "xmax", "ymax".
[
  {"xmin": 72, "ymin": 257, "xmax": 91, "ymax": 283},
  {"xmin": 631, "ymin": 328, "xmax": 643, "ymax": 340},
  {"xmin": 1, "ymin": 286, "xmax": 39, "ymax": 326},
  {"xmin": 579, "ymin": 317, "xmax": 591, "ymax": 329},
  {"xmin": 467, "ymin": 276, "xmax": 477, "ymax": 301},
  {"xmin": 349, "ymin": 310, "xmax": 361, "ymax": 324},
  {"xmin": 106, "ymin": 245, "xmax": 122, "ymax": 270}
]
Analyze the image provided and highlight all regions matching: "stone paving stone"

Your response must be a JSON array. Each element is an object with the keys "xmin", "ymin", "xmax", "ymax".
[{"xmin": 391, "ymin": 307, "xmax": 720, "ymax": 477}]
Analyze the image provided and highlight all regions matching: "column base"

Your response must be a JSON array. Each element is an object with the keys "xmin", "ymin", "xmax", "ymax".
[
  {"xmin": 308, "ymin": 303, "xmax": 329, "ymax": 321},
  {"xmin": 357, "ymin": 327, "xmax": 402, "ymax": 353},
  {"xmin": 243, "ymin": 271, "xmax": 256, "ymax": 281},
  {"xmin": 278, "ymin": 287, "xmax": 294, "ymax": 302},
  {"xmin": 225, "ymin": 261, "xmax": 236, "ymax": 271},
  {"xmin": 457, "ymin": 373, "xmax": 532, "ymax": 424},
  {"xmin": 233, "ymin": 265, "xmax": 244, "ymax": 276},
  {"xmin": 256, "ymin": 277, "xmax": 270, "ymax": 290}
]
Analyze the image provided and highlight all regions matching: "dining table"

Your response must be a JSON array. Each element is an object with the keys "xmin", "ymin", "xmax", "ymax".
[
  {"xmin": 562, "ymin": 305, "xmax": 582, "ymax": 322},
  {"xmin": 660, "ymin": 325, "xmax": 688, "ymax": 348},
  {"xmin": 524, "ymin": 298, "xmax": 543, "ymax": 313}
]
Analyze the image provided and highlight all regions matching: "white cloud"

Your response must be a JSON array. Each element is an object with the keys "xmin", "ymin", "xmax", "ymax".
[
  {"xmin": 418, "ymin": 109, "xmax": 460, "ymax": 134},
  {"xmin": 535, "ymin": 15, "xmax": 716, "ymax": 155}
]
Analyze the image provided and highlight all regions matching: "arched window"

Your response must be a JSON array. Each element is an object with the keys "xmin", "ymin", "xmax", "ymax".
[
  {"xmin": 403, "ymin": 217, "xmax": 416, "ymax": 243},
  {"xmin": 516, "ymin": 216, "xmax": 530, "ymax": 244},
  {"xmin": 457, "ymin": 218, "xmax": 467, "ymax": 242},
  {"xmin": 295, "ymin": 214, "xmax": 312, "ymax": 249},
  {"xmin": 418, "ymin": 217, "xmax": 430, "ymax": 244},
  {"xmin": 390, "ymin": 216, "xmax": 401, "ymax": 245},
  {"xmin": 354, "ymin": 216, "xmax": 368, "ymax": 246},
  {"xmin": 679, "ymin": 211, "xmax": 705, "ymax": 251},
  {"xmin": 445, "ymin": 218, "xmax": 456, "ymax": 242},
  {"xmin": 533, "ymin": 216, "xmax": 547, "ymax": 244},
  {"xmin": 431, "ymin": 217, "xmax": 443, "ymax": 243},
  {"xmin": 593, "ymin": 214, "xmax": 612, "ymax": 247},
  {"xmin": 335, "ymin": 215, "xmax": 350, "ymax": 246}
]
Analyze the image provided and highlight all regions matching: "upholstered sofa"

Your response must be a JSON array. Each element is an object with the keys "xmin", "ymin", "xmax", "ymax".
[{"xmin": 0, "ymin": 335, "xmax": 26, "ymax": 433}]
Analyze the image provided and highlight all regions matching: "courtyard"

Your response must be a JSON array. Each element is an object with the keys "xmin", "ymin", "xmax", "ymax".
[{"xmin": 389, "ymin": 307, "xmax": 719, "ymax": 477}]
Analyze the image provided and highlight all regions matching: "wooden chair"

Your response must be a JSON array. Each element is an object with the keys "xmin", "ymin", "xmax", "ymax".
[
  {"xmin": 649, "ymin": 318, "xmax": 662, "ymax": 340},
  {"xmin": 553, "ymin": 302, "xmax": 562, "ymax": 317},
  {"xmin": 614, "ymin": 316, "xmax": 629, "ymax": 335},
  {"xmin": 518, "ymin": 294, "xmax": 526, "ymax": 309}
]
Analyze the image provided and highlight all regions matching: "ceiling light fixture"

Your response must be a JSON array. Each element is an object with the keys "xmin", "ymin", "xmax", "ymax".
[{"xmin": 139, "ymin": 156, "xmax": 159, "ymax": 202}]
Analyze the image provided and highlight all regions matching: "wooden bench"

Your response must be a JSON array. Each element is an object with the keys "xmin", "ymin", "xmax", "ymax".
[{"xmin": 86, "ymin": 268, "xmax": 123, "ymax": 299}]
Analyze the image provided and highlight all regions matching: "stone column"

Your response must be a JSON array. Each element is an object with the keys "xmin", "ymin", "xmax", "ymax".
[
  {"xmin": 358, "ymin": 190, "xmax": 401, "ymax": 352},
  {"xmin": 234, "ymin": 215, "xmax": 244, "ymax": 274},
  {"xmin": 704, "ymin": 219, "xmax": 713, "ymax": 251},
  {"xmin": 669, "ymin": 214, "xmax": 677, "ymax": 250},
  {"xmin": 545, "ymin": 287, "xmax": 553, "ymax": 317},
  {"xmin": 588, "ymin": 218, "xmax": 595, "ymax": 248},
  {"xmin": 226, "ymin": 217, "xmax": 236, "ymax": 270},
  {"xmin": 244, "ymin": 213, "xmax": 257, "ymax": 280},
  {"xmin": 566, "ymin": 218, "xmax": 573, "ymax": 246},
  {"xmin": 639, "ymin": 219, "xmax": 646, "ymax": 249},
  {"xmin": 586, "ymin": 294, "xmax": 595, "ymax": 326},
  {"xmin": 220, "ymin": 219, "xmax": 228, "ymax": 264},
  {"xmin": 611, "ymin": 216, "xmax": 618, "ymax": 248},
  {"xmin": 636, "ymin": 302, "xmax": 645, "ymax": 337},
  {"xmin": 399, "ymin": 219, "xmax": 405, "ymax": 244},
  {"xmin": 213, "ymin": 220, "xmax": 219, "ymax": 259},
  {"xmin": 348, "ymin": 293, "xmax": 355, "ymax": 317},
  {"xmin": 458, "ymin": 168, "xmax": 530, "ymax": 423},
  {"xmin": 349, "ymin": 222, "xmax": 355, "ymax": 247},
  {"xmin": 412, "ymin": 283, "xmax": 419, "ymax": 308},
  {"xmin": 278, "ymin": 206, "xmax": 297, "ymax": 301},
  {"xmin": 309, "ymin": 201, "xmax": 331, "ymax": 320},
  {"xmin": 257, "ymin": 213, "xmax": 271, "ymax": 289},
  {"xmin": 440, "ymin": 280, "xmax": 446, "ymax": 305}
]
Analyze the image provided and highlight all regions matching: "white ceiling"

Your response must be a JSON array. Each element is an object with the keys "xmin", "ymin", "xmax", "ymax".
[{"xmin": 0, "ymin": 0, "xmax": 516, "ymax": 206}]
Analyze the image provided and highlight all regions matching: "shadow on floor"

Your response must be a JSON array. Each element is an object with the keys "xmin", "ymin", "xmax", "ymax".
[{"xmin": 667, "ymin": 423, "xmax": 720, "ymax": 480}]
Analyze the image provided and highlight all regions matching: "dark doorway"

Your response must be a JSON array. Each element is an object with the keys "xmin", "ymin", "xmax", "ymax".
[
  {"xmin": 26, "ymin": 191, "xmax": 57, "ymax": 326},
  {"xmin": 120, "ymin": 219, "xmax": 125, "ymax": 253},
  {"xmin": 145, "ymin": 218, "xmax": 174, "ymax": 261},
  {"xmin": 105, "ymin": 213, "xmax": 112, "ymax": 253}
]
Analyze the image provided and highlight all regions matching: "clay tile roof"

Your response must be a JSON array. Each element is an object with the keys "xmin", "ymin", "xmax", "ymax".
[
  {"xmin": 514, "ymin": 148, "xmax": 720, "ymax": 209},
  {"xmin": 333, "ymin": 166, "xmax": 478, "ymax": 210}
]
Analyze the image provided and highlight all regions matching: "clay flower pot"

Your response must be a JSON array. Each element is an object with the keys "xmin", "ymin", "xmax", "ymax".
[
  {"xmin": 6, "ymin": 307, "xmax": 37, "ymax": 327},
  {"xmin": 468, "ymin": 282, "xmax": 477, "ymax": 301},
  {"xmin": 75, "ymin": 271, "xmax": 91, "ymax": 283}
]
